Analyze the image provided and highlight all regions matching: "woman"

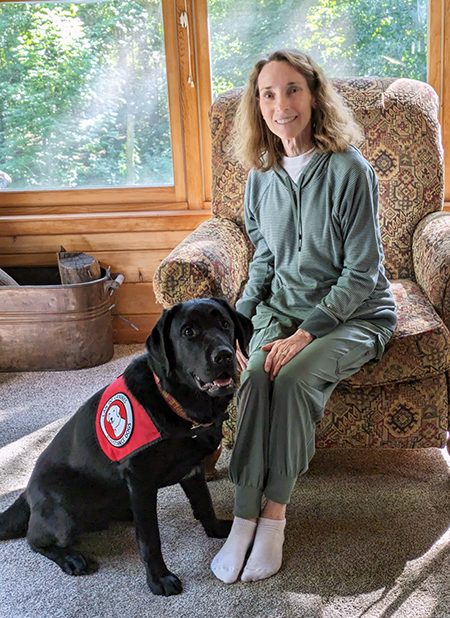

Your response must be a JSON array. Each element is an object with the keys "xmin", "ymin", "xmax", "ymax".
[{"xmin": 211, "ymin": 50, "xmax": 397, "ymax": 584}]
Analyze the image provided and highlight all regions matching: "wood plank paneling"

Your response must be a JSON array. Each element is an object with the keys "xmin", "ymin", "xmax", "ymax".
[
  {"xmin": 113, "ymin": 314, "xmax": 160, "ymax": 344},
  {"xmin": 0, "ymin": 202, "xmax": 189, "ymax": 217},
  {"xmin": 111, "ymin": 284, "xmax": 161, "ymax": 343},
  {"xmin": 1, "ymin": 230, "xmax": 200, "ymax": 254},
  {"xmin": 0, "ymin": 211, "xmax": 210, "ymax": 236},
  {"xmin": 0, "ymin": 252, "xmax": 64, "ymax": 267},
  {"xmin": 114, "ymin": 282, "xmax": 160, "ymax": 315}
]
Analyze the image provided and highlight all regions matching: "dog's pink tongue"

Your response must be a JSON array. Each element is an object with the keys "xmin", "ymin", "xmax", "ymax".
[{"xmin": 213, "ymin": 377, "xmax": 233, "ymax": 387}]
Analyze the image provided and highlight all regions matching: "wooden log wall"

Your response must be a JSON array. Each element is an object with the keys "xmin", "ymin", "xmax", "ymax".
[{"xmin": 0, "ymin": 210, "xmax": 211, "ymax": 343}]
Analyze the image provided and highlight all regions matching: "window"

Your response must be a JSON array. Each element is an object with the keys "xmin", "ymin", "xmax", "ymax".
[
  {"xmin": 0, "ymin": 0, "xmax": 199, "ymax": 212},
  {"xmin": 207, "ymin": 0, "xmax": 428, "ymax": 98},
  {"xmin": 0, "ymin": 1, "xmax": 178, "ymax": 191}
]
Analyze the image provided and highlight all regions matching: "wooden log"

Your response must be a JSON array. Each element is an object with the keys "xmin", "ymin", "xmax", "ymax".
[
  {"xmin": 57, "ymin": 247, "xmax": 101, "ymax": 285},
  {"xmin": 0, "ymin": 267, "xmax": 19, "ymax": 286}
]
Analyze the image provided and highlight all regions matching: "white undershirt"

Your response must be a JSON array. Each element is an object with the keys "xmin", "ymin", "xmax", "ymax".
[{"xmin": 282, "ymin": 147, "xmax": 316, "ymax": 184}]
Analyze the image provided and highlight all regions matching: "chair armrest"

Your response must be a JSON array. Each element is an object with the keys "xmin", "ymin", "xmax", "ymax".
[
  {"xmin": 153, "ymin": 217, "xmax": 253, "ymax": 308},
  {"xmin": 413, "ymin": 211, "xmax": 450, "ymax": 330}
]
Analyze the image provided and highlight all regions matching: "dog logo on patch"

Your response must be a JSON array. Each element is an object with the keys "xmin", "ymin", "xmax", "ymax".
[{"xmin": 99, "ymin": 392, "xmax": 134, "ymax": 447}]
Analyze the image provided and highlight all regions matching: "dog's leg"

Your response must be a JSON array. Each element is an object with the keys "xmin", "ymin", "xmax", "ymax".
[
  {"xmin": 29, "ymin": 541, "xmax": 91, "ymax": 575},
  {"xmin": 26, "ymin": 502, "xmax": 91, "ymax": 576},
  {"xmin": 180, "ymin": 464, "xmax": 232, "ymax": 538},
  {"xmin": 0, "ymin": 493, "xmax": 30, "ymax": 540},
  {"xmin": 124, "ymin": 471, "xmax": 182, "ymax": 596}
]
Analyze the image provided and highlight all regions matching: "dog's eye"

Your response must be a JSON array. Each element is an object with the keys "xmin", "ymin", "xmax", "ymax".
[
  {"xmin": 182, "ymin": 326, "xmax": 195, "ymax": 337},
  {"xmin": 221, "ymin": 319, "xmax": 231, "ymax": 329}
]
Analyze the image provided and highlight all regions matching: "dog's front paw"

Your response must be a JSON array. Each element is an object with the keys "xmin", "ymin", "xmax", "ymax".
[
  {"xmin": 57, "ymin": 549, "xmax": 91, "ymax": 576},
  {"xmin": 147, "ymin": 572, "xmax": 183, "ymax": 596},
  {"xmin": 203, "ymin": 518, "xmax": 233, "ymax": 538}
]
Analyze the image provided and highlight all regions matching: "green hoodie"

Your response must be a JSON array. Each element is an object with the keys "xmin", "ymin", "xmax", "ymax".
[{"xmin": 236, "ymin": 146, "xmax": 397, "ymax": 338}]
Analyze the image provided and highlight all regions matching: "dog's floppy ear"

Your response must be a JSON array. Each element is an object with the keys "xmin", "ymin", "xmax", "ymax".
[
  {"xmin": 213, "ymin": 298, "xmax": 253, "ymax": 352},
  {"xmin": 145, "ymin": 305, "xmax": 179, "ymax": 376}
]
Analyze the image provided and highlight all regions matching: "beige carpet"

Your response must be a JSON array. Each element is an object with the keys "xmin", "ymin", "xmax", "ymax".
[{"xmin": 2, "ymin": 345, "xmax": 450, "ymax": 618}]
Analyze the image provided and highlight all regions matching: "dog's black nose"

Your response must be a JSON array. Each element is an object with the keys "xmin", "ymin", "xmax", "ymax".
[{"xmin": 213, "ymin": 347, "xmax": 233, "ymax": 365}]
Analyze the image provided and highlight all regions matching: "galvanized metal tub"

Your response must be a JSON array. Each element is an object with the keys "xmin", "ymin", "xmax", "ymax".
[{"xmin": 0, "ymin": 266, "xmax": 124, "ymax": 371}]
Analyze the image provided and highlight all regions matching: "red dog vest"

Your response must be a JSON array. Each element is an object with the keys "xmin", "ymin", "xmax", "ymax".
[{"xmin": 96, "ymin": 375, "xmax": 162, "ymax": 463}]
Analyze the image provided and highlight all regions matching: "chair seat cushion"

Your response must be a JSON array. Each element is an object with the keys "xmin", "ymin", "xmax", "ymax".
[{"xmin": 343, "ymin": 279, "xmax": 450, "ymax": 387}]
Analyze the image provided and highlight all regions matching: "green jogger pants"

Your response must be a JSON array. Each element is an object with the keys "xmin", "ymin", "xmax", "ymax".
[{"xmin": 229, "ymin": 316, "xmax": 393, "ymax": 519}]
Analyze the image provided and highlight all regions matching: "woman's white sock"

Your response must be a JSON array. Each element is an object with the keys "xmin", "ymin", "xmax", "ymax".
[
  {"xmin": 211, "ymin": 517, "xmax": 257, "ymax": 584},
  {"xmin": 241, "ymin": 517, "xmax": 286, "ymax": 582}
]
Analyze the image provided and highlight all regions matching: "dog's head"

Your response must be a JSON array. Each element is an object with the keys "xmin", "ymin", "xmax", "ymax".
[{"xmin": 146, "ymin": 298, "xmax": 253, "ymax": 402}]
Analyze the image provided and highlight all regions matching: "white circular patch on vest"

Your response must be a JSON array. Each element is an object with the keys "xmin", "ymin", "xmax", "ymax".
[{"xmin": 100, "ymin": 392, "xmax": 134, "ymax": 447}]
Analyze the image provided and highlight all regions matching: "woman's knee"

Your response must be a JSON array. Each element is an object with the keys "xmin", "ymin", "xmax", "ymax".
[
  {"xmin": 273, "ymin": 364, "xmax": 328, "ymax": 421},
  {"xmin": 237, "ymin": 358, "xmax": 271, "ymax": 425},
  {"xmin": 240, "ymin": 352, "xmax": 270, "ymax": 387},
  {"xmin": 275, "ymin": 359, "xmax": 323, "ymax": 392},
  {"xmin": 238, "ymin": 365, "xmax": 270, "ymax": 411}
]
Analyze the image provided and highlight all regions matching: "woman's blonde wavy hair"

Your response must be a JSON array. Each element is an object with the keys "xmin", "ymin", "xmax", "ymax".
[{"xmin": 232, "ymin": 49, "xmax": 363, "ymax": 171}]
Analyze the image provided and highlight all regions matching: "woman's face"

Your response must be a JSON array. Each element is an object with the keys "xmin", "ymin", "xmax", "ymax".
[{"xmin": 257, "ymin": 60, "xmax": 315, "ymax": 157}]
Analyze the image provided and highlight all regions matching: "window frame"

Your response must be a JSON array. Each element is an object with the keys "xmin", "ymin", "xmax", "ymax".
[
  {"xmin": 1, "ymin": 0, "xmax": 447, "ymax": 212},
  {"xmin": 0, "ymin": 0, "xmax": 213, "ymax": 215},
  {"xmin": 428, "ymin": 0, "xmax": 450, "ymax": 205}
]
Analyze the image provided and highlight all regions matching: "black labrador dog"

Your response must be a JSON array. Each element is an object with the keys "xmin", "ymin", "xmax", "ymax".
[{"xmin": 0, "ymin": 298, "xmax": 252, "ymax": 596}]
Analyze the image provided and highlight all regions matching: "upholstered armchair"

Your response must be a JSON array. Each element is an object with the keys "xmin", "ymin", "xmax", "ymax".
[{"xmin": 154, "ymin": 77, "xmax": 450, "ymax": 451}]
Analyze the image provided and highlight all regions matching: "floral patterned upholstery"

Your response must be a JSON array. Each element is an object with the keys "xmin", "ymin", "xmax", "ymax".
[{"xmin": 154, "ymin": 77, "xmax": 450, "ymax": 450}]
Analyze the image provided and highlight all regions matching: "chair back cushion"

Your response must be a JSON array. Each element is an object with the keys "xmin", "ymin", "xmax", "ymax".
[{"xmin": 209, "ymin": 77, "xmax": 444, "ymax": 280}]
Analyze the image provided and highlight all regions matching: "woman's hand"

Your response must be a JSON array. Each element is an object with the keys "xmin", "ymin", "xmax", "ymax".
[
  {"xmin": 236, "ymin": 340, "xmax": 248, "ymax": 372},
  {"xmin": 262, "ymin": 329, "xmax": 315, "ymax": 380}
]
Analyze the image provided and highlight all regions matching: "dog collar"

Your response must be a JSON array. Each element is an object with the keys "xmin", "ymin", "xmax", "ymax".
[{"xmin": 153, "ymin": 373, "xmax": 211, "ymax": 429}]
